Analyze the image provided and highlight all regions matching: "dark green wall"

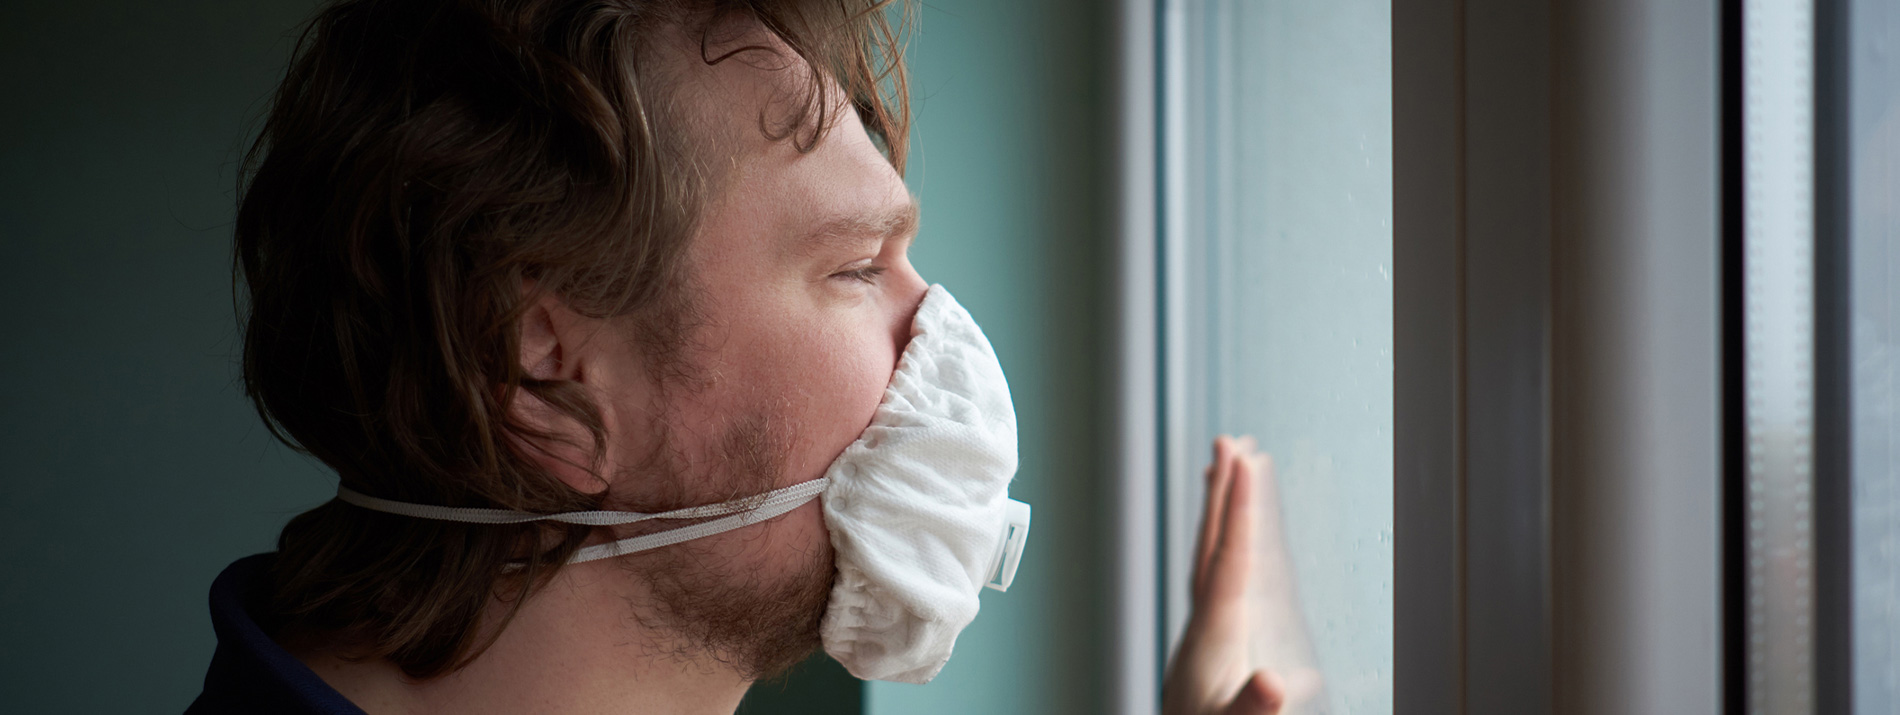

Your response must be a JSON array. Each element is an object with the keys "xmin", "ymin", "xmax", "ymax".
[
  {"xmin": 0, "ymin": 2, "xmax": 1109, "ymax": 713},
  {"xmin": 1, "ymin": 3, "xmax": 332, "ymax": 712}
]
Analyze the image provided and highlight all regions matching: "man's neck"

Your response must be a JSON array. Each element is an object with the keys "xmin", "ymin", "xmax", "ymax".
[{"xmin": 290, "ymin": 561, "xmax": 754, "ymax": 715}]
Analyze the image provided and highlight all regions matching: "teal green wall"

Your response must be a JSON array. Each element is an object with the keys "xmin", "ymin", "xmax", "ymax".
[
  {"xmin": 884, "ymin": 2, "xmax": 1112, "ymax": 713},
  {"xmin": 0, "ymin": 1, "xmax": 1110, "ymax": 713},
  {"xmin": 0, "ymin": 2, "xmax": 332, "ymax": 712}
]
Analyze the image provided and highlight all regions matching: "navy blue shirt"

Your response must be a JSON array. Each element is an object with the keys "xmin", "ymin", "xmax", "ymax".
[{"xmin": 186, "ymin": 554, "xmax": 367, "ymax": 715}]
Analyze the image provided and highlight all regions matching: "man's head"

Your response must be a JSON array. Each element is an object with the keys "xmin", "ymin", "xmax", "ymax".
[{"xmin": 236, "ymin": 0, "xmax": 920, "ymax": 681}]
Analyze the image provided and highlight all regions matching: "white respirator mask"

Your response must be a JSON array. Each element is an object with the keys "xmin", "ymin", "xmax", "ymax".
[{"xmin": 334, "ymin": 284, "xmax": 1030, "ymax": 684}]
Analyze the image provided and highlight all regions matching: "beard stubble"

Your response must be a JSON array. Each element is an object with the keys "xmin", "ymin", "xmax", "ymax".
[{"xmin": 606, "ymin": 397, "xmax": 836, "ymax": 681}]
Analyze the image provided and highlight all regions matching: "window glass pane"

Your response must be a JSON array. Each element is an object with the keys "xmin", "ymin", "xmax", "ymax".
[
  {"xmin": 1164, "ymin": 2, "xmax": 1392, "ymax": 713},
  {"xmin": 1851, "ymin": 0, "xmax": 1900, "ymax": 710},
  {"xmin": 1741, "ymin": 1, "xmax": 1818, "ymax": 712}
]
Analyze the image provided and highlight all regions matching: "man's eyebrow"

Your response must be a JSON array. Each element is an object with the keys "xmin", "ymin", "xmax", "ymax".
[{"xmin": 802, "ymin": 198, "xmax": 920, "ymax": 251}]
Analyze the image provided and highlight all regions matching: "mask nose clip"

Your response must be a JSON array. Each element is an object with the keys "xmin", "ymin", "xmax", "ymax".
[{"xmin": 984, "ymin": 499, "xmax": 1032, "ymax": 592}]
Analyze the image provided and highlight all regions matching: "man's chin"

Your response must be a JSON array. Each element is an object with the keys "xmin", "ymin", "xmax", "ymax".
[{"xmin": 630, "ymin": 528, "xmax": 836, "ymax": 681}]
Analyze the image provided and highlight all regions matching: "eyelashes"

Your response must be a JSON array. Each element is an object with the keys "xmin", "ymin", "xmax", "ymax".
[{"xmin": 834, "ymin": 265, "xmax": 889, "ymax": 284}]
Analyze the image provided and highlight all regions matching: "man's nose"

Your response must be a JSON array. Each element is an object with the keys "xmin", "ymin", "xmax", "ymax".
[{"xmin": 889, "ymin": 258, "xmax": 929, "ymax": 354}]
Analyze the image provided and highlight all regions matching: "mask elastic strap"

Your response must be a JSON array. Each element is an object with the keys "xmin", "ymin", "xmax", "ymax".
[{"xmin": 334, "ymin": 477, "xmax": 829, "ymax": 564}]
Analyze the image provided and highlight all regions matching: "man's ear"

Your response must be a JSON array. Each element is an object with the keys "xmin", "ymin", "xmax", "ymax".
[
  {"xmin": 518, "ymin": 297, "xmax": 567, "ymax": 382},
  {"xmin": 509, "ymin": 288, "xmax": 609, "ymax": 495}
]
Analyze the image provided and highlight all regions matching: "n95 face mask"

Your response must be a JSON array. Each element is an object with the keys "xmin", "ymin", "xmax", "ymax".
[
  {"xmin": 817, "ymin": 283, "xmax": 1029, "ymax": 684},
  {"xmin": 331, "ymin": 283, "xmax": 1030, "ymax": 685}
]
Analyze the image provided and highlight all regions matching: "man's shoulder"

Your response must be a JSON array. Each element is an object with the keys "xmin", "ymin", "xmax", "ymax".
[{"xmin": 184, "ymin": 554, "xmax": 367, "ymax": 715}]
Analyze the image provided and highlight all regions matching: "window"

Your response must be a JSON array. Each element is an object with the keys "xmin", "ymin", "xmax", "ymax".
[
  {"xmin": 1159, "ymin": 1, "xmax": 1393, "ymax": 713},
  {"xmin": 1843, "ymin": 0, "xmax": 1899, "ymax": 710}
]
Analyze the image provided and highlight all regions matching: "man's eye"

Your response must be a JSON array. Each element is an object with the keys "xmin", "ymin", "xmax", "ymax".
[{"xmin": 834, "ymin": 265, "xmax": 888, "ymax": 284}]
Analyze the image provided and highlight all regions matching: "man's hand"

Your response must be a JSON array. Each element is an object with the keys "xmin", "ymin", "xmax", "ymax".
[{"xmin": 1162, "ymin": 435, "xmax": 1292, "ymax": 715}]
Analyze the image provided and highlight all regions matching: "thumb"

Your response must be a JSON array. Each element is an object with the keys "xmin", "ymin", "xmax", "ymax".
[{"xmin": 1221, "ymin": 670, "xmax": 1286, "ymax": 715}]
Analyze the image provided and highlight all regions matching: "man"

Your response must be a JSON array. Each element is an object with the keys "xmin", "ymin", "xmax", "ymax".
[{"xmin": 189, "ymin": 1, "xmax": 1294, "ymax": 713}]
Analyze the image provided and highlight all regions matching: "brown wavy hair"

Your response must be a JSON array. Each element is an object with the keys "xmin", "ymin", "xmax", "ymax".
[{"xmin": 234, "ymin": 0, "xmax": 909, "ymax": 678}]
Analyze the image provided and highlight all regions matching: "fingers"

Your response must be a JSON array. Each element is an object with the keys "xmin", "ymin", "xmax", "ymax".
[
  {"xmin": 1177, "ymin": 437, "xmax": 1291, "ymax": 715},
  {"xmin": 1251, "ymin": 451, "xmax": 1279, "ymax": 512},
  {"xmin": 1202, "ymin": 439, "xmax": 1257, "ymax": 605},
  {"xmin": 1222, "ymin": 670, "xmax": 1286, "ymax": 715},
  {"xmin": 1195, "ymin": 435, "xmax": 1237, "ymax": 600}
]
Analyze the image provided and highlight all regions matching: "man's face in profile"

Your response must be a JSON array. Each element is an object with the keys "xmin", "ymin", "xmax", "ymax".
[{"xmin": 536, "ymin": 24, "xmax": 929, "ymax": 676}]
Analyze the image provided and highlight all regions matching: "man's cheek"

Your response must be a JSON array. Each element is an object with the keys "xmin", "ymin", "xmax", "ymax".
[
  {"xmin": 829, "ymin": 343, "xmax": 893, "ymax": 434},
  {"xmin": 782, "ymin": 354, "xmax": 887, "ymax": 482}
]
